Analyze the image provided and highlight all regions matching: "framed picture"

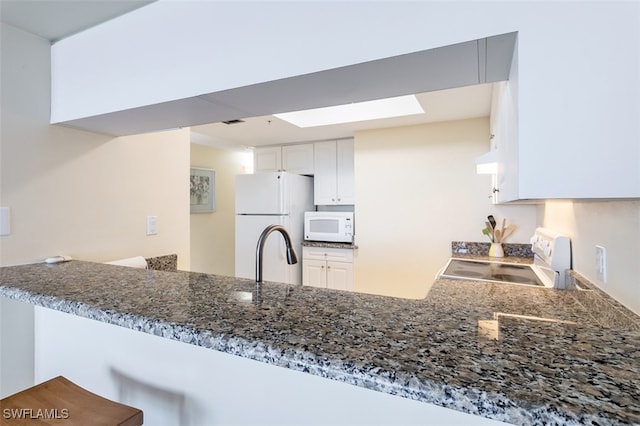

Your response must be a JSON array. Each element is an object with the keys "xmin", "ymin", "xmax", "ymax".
[{"xmin": 190, "ymin": 168, "xmax": 215, "ymax": 213}]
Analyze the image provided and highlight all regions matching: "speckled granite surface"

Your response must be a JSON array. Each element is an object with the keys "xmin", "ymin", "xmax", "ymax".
[
  {"xmin": 450, "ymin": 254, "xmax": 534, "ymax": 265},
  {"xmin": 1, "ymin": 261, "xmax": 638, "ymax": 425},
  {"xmin": 302, "ymin": 241, "xmax": 358, "ymax": 249},
  {"xmin": 567, "ymin": 271, "xmax": 640, "ymax": 330},
  {"xmin": 452, "ymin": 242, "xmax": 534, "ymax": 258},
  {"xmin": 145, "ymin": 254, "xmax": 177, "ymax": 272}
]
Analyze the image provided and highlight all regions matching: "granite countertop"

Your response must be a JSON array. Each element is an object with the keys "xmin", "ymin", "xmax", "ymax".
[
  {"xmin": 302, "ymin": 241, "xmax": 358, "ymax": 249},
  {"xmin": 1, "ymin": 261, "xmax": 639, "ymax": 425},
  {"xmin": 449, "ymin": 254, "xmax": 534, "ymax": 265}
]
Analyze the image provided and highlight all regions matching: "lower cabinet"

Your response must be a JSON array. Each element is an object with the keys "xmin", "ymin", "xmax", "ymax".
[{"xmin": 302, "ymin": 246, "xmax": 354, "ymax": 291}]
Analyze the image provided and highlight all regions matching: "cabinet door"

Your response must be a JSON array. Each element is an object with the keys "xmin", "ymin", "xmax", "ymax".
[
  {"xmin": 254, "ymin": 147, "xmax": 282, "ymax": 173},
  {"xmin": 326, "ymin": 261, "xmax": 353, "ymax": 291},
  {"xmin": 493, "ymin": 81, "xmax": 519, "ymax": 203},
  {"xmin": 313, "ymin": 141, "xmax": 338, "ymax": 205},
  {"xmin": 303, "ymin": 259, "xmax": 327, "ymax": 288},
  {"xmin": 487, "ymin": 82, "xmax": 503, "ymax": 204},
  {"xmin": 282, "ymin": 144, "xmax": 314, "ymax": 175},
  {"xmin": 336, "ymin": 139, "xmax": 355, "ymax": 204}
]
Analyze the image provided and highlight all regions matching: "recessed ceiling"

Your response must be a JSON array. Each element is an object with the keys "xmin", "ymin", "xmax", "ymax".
[{"xmin": 191, "ymin": 83, "xmax": 493, "ymax": 149}]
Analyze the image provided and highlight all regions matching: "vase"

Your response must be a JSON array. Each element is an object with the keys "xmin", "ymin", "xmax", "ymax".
[{"xmin": 489, "ymin": 243, "xmax": 504, "ymax": 258}]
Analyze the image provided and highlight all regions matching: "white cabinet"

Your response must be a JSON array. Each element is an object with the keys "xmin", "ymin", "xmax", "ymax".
[
  {"xmin": 313, "ymin": 139, "xmax": 355, "ymax": 205},
  {"xmin": 254, "ymin": 146, "xmax": 282, "ymax": 173},
  {"xmin": 282, "ymin": 144, "xmax": 314, "ymax": 175},
  {"xmin": 253, "ymin": 140, "xmax": 354, "ymax": 204},
  {"xmin": 254, "ymin": 144, "xmax": 314, "ymax": 175},
  {"xmin": 302, "ymin": 246, "xmax": 354, "ymax": 291},
  {"xmin": 488, "ymin": 43, "xmax": 640, "ymax": 201},
  {"xmin": 313, "ymin": 142, "xmax": 336, "ymax": 204},
  {"xmin": 326, "ymin": 261, "xmax": 354, "ymax": 291},
  {"xmin": 490, "ymin": 81, "xmax": 519, "ymax": 204},
  {"xmin": 303, "ymin": 259, "xmax": 329, "ymax": 288}
]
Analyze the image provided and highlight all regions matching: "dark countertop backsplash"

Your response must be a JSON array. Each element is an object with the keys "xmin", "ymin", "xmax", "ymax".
[{"xmin": 452, "ymin": 241, "xmax": 534, "ymax": 258}]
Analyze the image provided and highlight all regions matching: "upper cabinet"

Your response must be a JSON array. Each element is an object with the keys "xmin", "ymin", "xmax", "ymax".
[
  {"xmin": 282, "ymin": 144, "xmax": 315, "ymax": 175},
  {"xmin": 253, "ymin": 146, "xmax": 282, "ymax": 173},
  {"xmin": 488, "ymin": 32, "xmax": 640, "ymax": 202},
  {"xmin": 253, "ymin": 140, "xmax": 355, "ymax": 206},
  {"xmin": 254, "ymin": 144, "xmax": 314, "ymax": 175},
  {"xmin": 486, "ymin": 81, "xmax": 519, "ymax": 204},
  {"xmin": 314, "ymin": 139, "xmax": 355, "ymax": 205}
]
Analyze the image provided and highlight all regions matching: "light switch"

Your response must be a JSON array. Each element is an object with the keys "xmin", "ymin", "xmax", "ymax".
[
  {"xmin": 146, "ymin": 215, "xmax": 158, "ymax": 236},
  {"xmin": 0, "ymin": 207, "xmax": 10, "ymax": 236},
  {"xmin": 596, "ymin": 245, "xmax": 607, "ymax": 282}
]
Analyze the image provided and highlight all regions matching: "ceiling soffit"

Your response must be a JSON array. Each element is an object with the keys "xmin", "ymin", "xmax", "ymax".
[{"xmin": 57, "ymin": 32, "xmax": 517, "ymax": 137}]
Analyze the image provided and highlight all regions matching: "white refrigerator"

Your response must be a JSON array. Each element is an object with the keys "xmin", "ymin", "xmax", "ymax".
[{"xmin": 235, "ymin": 172, "xmax": 313, "ymax": 284}]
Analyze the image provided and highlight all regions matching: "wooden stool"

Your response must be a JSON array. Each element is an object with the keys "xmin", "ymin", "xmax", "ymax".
[{"xmin": 1, "ymin": 376, "xmax": 143, "ymax": 425}]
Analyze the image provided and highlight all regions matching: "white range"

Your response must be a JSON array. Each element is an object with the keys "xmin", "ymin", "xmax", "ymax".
[{"xmin": 440, "ymin": 228, "xmax": 572, "ymax": 288}]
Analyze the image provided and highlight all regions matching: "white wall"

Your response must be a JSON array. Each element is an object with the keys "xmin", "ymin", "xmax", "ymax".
[
  {"xmin": 190, "ymin": 143, "xmax": 249, "ymax": 276},
  {"xmin": 0, "ymin": 23, "xmax": 190, "ymax": 269},
  {"xmin": 354, "ymin": 118, "xmax": 537, "ymax": 299},
  {"xmin": 540, "ymin": 201, "xmax": 640, "ymax": 315},
  {"xmin": 0, "ymin": 22, "xmax": 190, "ymax": 395}
]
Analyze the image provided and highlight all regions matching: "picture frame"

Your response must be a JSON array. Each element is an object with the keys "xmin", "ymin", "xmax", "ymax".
[{"xmin": 190, "ymin": 168, "xmax": 215, "ymax": 213}]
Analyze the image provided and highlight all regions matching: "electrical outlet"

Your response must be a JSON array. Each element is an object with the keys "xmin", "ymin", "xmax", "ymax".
[
  {"xmin": 595, "ymin": 245, "xmax": 607, "ymax": 282},
  {"xmin": 146, "ymin": 216, "xmax": 158, "ymax": 236},
  {"xmin": 0, "ymin": 207, "xmax": 9, "ymax": 236}
]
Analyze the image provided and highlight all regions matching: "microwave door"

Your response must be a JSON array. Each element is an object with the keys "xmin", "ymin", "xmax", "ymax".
[
  {"xmin": 307, "ymin": 218, "xmax": 341, "ymax": 242},
  {"xmin": 311, "ymin": 219, "xmax": 339, "ymax": 234}
]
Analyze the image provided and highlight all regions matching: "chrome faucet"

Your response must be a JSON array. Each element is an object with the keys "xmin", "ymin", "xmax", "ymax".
[{"xmin": 255, "ymin": 225, "xmax": 298, "ymax": 285}]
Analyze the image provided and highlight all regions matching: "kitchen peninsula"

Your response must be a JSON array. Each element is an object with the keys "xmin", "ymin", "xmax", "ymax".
[{"xmin": 1, "ymin": 261, "xmax": 638, "ymax": 425}]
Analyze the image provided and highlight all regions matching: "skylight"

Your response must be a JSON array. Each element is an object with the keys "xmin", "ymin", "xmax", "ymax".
[{"xmin": 274, "ymin": 95, "xmax": 424, "ymax": 128}]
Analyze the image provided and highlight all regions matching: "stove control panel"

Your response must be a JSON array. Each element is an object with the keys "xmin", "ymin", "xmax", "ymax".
[{"xmin": 530, "ymin": 228, "xmax": 572, "ymax": 288}]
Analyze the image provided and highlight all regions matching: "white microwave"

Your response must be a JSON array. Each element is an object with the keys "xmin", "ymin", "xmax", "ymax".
[{"xmin": 304, "ymin": 211, "xmax": 354, "ymax": 243}]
